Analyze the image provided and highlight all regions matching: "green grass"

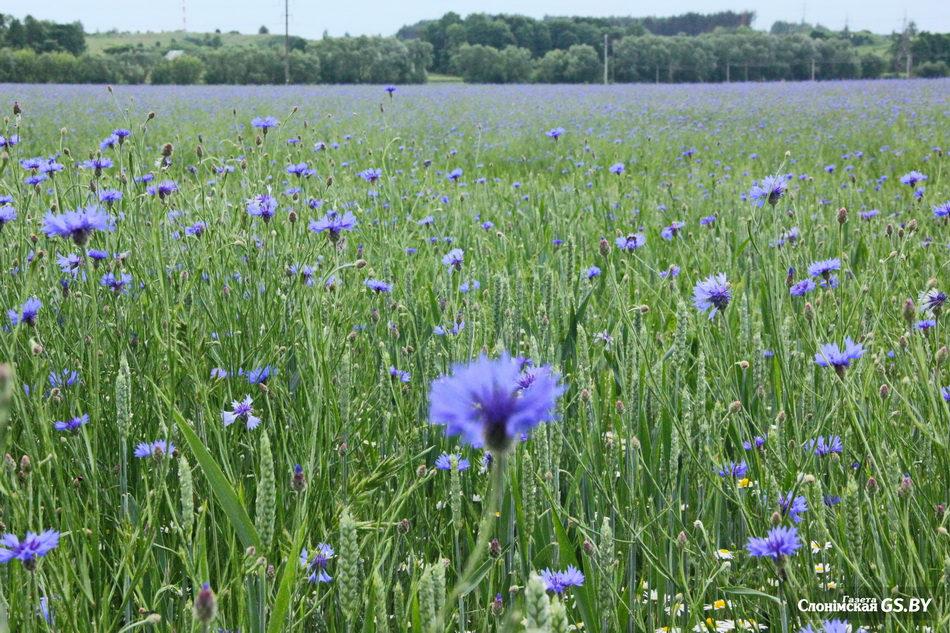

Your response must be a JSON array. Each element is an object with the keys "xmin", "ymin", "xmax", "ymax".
[
  {"xmin": 0, "ymin": 80, "xmax": 947, "ymax": 633},
  {"xmin": 84, "ymin": 30, "xmax": 272, "ymax": 54}
]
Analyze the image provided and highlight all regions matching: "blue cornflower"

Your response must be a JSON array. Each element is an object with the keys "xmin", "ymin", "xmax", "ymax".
[
  {"xmin": 916, "ymin": 319, "xmax": 937, "ymax": 331},
  {"xmin": 746, "ymin": 525, "xmax": 801, "ymax": 559},
  {"xmin": 8, "ymin": 297, "xmax": 41, "ymax": 327},
  {"xmin": 247, "ymin": 194, "xmax": 277, "ymax": 223},
  {"xmin": 389, "ymin": 366, "xmax": 411, "ymax": 383},
  {"xmin": 779, "ymin": 492, "xmax": 808, "ymax": 523},
  {"xmin": 54, "ymin": 414, "xmax": 89, "ymax": 433},
  {"xmin": 147, "ymin": 180, "xmax": 179, "ymax": 199},
  {"xmin": 790, "ymin": 279, "xmax": 816, "ymax": 296},
  {"xmin": 0, "ymin": 206, "xmax": 17, "ymax": 231},
  {"xmin": 659, "ymin": 265, "xmax": 681, "ymax": 279},
  {"xmin": 586, "ymin": 266, "xmax": 601, "ymax": 280},
  {"xmin": 446, "ymin": 168, "xmax": 463, "ymax": 182},
  {"xmin": 615, "ymin": 233, "xmax": 646, "ymax": 251},
  {"xmin": 546, "ymin": 127, "xmax": 564, "ymax": 139},
  {"xmin": 100, "ymin": 135, "xmax": 119, "ymax": 150},
  {"xmin": 899, "ymin": 171, "xmax": 927, "ymax": 186},
  {"xmin": 57, "ymin": 253, "xmax": 83, "ymax": 273},
  {"xmin": 428, "ymin": 352, "xmax": 564, "ymax": 452},
  {"xmin": 859, "ymin": 209, "xmax": 879, "ymax": 220},
  {"xmin": 113, "ymin": 128, "xmax": 132, "ymax": 141},
  {"xmin": 48, "ymin": 370, "xmax": 79, "ymax": 389},
  {"xmin": 823, "ymin": 495, "xmax": 841, "ymax": 507},
  {"xmin": 609, "ymin": 162, "xmax": 625, "ymax": 174},
  {"xmin": 186, "ymin": 222, "xmax": 207, "ymax": 237},
  {"xmin": 807, "ymin": 258, "xmax": 840, "ymax": 279},
  {"xmin": 42, "ymin": 207, "xmax": 113, "ymax": 247},
  {"xmin": 133, "ymin": 440, "xmax": 176, "ymax": 458},
  {"xmin": 941, "ymin": 386, "xmax": 950, "ymax": 402},
  {"xmin": 920, "ymin": 288, "xmax": 947, "ymax": 315},
  {"xmin": 0, "ymin": 530, "xmax": 60, "ymax": 569},
  {"xmin": 300, "ymin": 544, "xmax": 334, "ymax": 583},
  {"xmin": 309, "ymin": 211, "xmax": 358, "ymax": 242},
  {"xmin": 211, "ymin": 368, "xmax": 229, "ymax": 379},
  {"xmin": 357, "ymin": 168, "xmax": 382, "ymax": 183},
  {"xmin": 481, "ymin": 221, "xmax": 494, "ymax": 230},
  {"xmin": 245, "ymin": 366, "xmax": 276, "ymax": 385},
  {"xmin": 806, "ymin": 436, "xmax": 842, "ymax": 456},
  {"xmin": 365, "ymin": 279, "xmax": 393, "ymax": 293},
  {"xmin": 743, "ymin": 435, "xmax": 766, "ymax": 450},
  {"xmin": 251, "ymin": 116, "xmax": 279, "ymax": 131},
  {"xmin": 797, "ymin": 620, "xmax": 854, "ymax": 633},
  {"xmin": 539, "ymin": 566, "xmax": 584, "ymax": 593},
  {"xmin": 661, "ymin": 221, "xmax": 685, "ymax": 241},
  {"xmin": 101, "ymin": 272, "xmax": 132, "ymax": 294},
  {"xmin": 384, "ymin": 85, "xmax": 397, "ymax": 94},
  {"xmin": 98, "ymin": 189, "xmax": 123, "ymax": 207},
  {"xmin": 814, "ymin": 338, "xmax": 864, "ymax": 376},
  {"xmin": 81, "ymin": 157, "xmax": 113, "ymax": 176},
  {"xmin": 442, "ymin": 248, "xmax": 464, "ymax": 271},
  {"xmin": 222, "ymin": 395, "xmax": 261, "ymax": 430},
  {"xmin": 934, "ymin": 201, "xmax": 950, "ymax": 218},
  {"xmin": 459, "ymin": 280, "xmax": 480, "ymax": 292},
  {"xmin": 0, "ymin": 134, "xmax": 19, "ymax": 148},
  {"xmin": 435, "ymin": 453, "xmax": 469, "ymax": 471},
  {"xmin": 717, "ymin": 460, "xmax": 748, "ymax": 478},
  {"xmin": 749, "ymin": 174, "xmax": 789, "ymax": 207},
  {"xmin": 700, "ymin": 215, "xmax": 717, "ymax": 225},
  {"xmin": 286, "ymin": 162, "xmax": 309, "ymax": 177},
  {"xmin": 692, "ymin": 273, "xmax": 732, "ymax": 320}
]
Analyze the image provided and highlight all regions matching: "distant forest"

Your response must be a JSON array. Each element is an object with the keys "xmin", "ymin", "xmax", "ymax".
[{"xmin": 0, "ymin": 11, "xmax": 948, "ymax": 84}]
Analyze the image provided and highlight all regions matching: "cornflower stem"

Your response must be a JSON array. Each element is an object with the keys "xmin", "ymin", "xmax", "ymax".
[{"xmin": 441, "ymin": 451, "xmax": 507, "ymax": 628}]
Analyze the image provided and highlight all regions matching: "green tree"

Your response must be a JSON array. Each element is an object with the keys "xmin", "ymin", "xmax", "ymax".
[
  {"xmin": 498, "ymin": 45, "xmax": 534, "ymax": 82},
  {"xmin": 449, "ymin": 43, "xmax": 503, "ymax": 83},
  {"xmin": 151, "ymin": 53, "xmax": 204, "ymax": 84}
]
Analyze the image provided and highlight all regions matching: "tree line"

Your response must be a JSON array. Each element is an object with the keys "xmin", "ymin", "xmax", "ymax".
[
  {"xmin": 448, "ymin": 30, "xmax": 888, "ymax": 83},
  {"xmin": 396, "ymin": 11, "xmax": 755, "ymax": 73},
  {"xmin": 0, "ymin": 11, "xmax": 947, "ymax": 85}
]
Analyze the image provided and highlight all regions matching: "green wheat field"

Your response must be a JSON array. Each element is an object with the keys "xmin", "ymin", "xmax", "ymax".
[{"xmin": 0, "ymin": 80, "xmax": 948, "ymax": 633}]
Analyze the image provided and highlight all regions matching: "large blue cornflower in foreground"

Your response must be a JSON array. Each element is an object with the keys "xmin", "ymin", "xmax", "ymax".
[
  {"xmin": 429, "ymin": 353, "xmax": 564, "ymax": 452},
  {"xmin": 746, "ymin": 525, "xmax": 801, "ymax": 559},
  {"xmin": 0, "ymin": 530, "xmax": 60, "ymax": 569},
  {"xmin": 814, "ymin": 338, "xmax": 864, "ymax": 376},
  {"xmin": 692, "ymin": 273, "xmax": 732, "ymax": 320},
  {"xmin": 539, "ymin": 566, "xmax": 584, "ymax": 593},
  {"xmin": 42, "ymin": 207, "xmax": 113, "ymax": 247},
  {"xmin": 749, "ymin": 174, "xmax": 789, "ymax": 207}
]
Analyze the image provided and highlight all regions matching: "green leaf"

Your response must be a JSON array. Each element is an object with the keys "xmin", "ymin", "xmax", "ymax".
[
  {"xmin": 267, "ymin": 527, "xmax": 304, "ymax": 633},
  {"xmin": 155, "ymin": 385, "xmax": 260, "ymax": 551},
  {"xmin": 721, "ymin": 586, "xmax": 783, "ymax": 605}
]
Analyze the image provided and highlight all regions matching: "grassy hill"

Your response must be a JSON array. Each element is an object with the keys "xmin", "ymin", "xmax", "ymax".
[{"xmin": 85, "ymin": 30, "xmax": 272, "ymax": 54}]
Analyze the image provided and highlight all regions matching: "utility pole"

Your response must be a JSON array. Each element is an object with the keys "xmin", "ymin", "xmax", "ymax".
[
  {"xmin": 603, "ymin": 34, "xmax": 608, "ymax": 85},
  {"xmin": 810, "ymin": 59, "xmax": 816, "ymax": 81},
  {"xmin": 182, "ymin": 0, "xmax": 187, "ymax": 32},
  {"xmin": 726, "ymin": 62, "xmax": 730, "ymax": 82},
  {"xmin": 284, "ymin": 0, "xmax": 290, "ymax": 84}
]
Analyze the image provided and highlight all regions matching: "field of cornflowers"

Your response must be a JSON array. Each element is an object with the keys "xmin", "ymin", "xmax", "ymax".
[{"xmin": 0, "ymin": 79, "xmax": 949, "ymax": 633}]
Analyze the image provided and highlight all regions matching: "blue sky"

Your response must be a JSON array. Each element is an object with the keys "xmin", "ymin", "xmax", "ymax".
[{"xmin": 10, "ymin": 0, "xmax": 949, "ymax": 38}]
